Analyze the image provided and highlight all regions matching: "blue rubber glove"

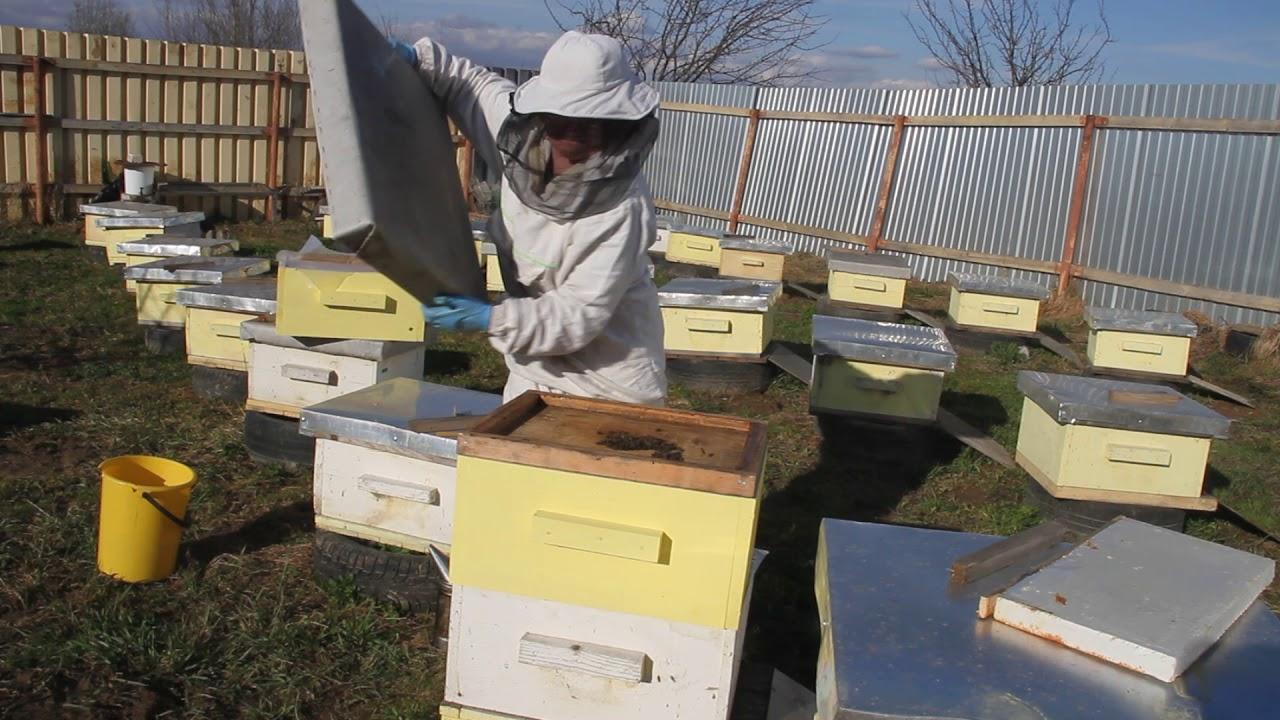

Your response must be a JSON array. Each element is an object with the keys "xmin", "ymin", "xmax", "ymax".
[
  {"xmin": 393, "ymin": 40, "xmax": 417, "ymax": 66},
  {"xmin": 425, "ymin": 294, "xmax": 492, "ymax": 332}
]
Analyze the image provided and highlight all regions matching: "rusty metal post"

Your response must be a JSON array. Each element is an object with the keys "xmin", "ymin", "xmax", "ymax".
[
  {"xmin": 867, "ymin": 114, "xmax": 908, "ymax": 253},
  {"xmin": 264, "ymin": 71, "xmax": 284, "ymax": 221},
  {"xmin": 29, "ymin": 56, "xmax": 49, "ymax": 224},
  {"xmin": 727, "ymin": 108, "xmax": 762, "ymax": 234},
  {"xmin": 1058, "ymin": 114, "xmax": 1101, "ymax": 296}
]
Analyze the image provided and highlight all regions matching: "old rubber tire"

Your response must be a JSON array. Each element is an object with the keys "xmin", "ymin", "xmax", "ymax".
[
  {"xmin": 191, "ymin": 365, "xmax": 247, "ymax": 403},
  {"xmin": 144, "ymin": 326, "xmax": 186, "ymax": 355},
  {"xmin": 312, "ymin": 531, "xmax": 438, "ymax": 614},
  {"xmin": 1022, "ymin": 478, "xmax": 1186, "ymax": 536},
  {"xmin": 668, "ymin": 357, "xmax": 775, "ymax": 394},
  {"xmin": 243, "ymin": 410, "xmax": 315, "ymax": 468}
]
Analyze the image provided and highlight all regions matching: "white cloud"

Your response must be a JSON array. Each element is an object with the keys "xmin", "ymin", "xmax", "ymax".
[
  {"xmin": 827, "ymin": 44, "xmax": 898, "ymax": 60},
  {"xmin": 871, "ymin": 77, "xmax": 934, "ymax": 90},
  {"xmin": 915, "ymin": 56, "xmax": 945, "ymax": 70},
  {"xmin": 392, "ymin": 15, "xmax": 556, "ymax": 69},
  {"xmin": 1144, "ymin": 41, "xmax": 1280, "ymax": 70}
]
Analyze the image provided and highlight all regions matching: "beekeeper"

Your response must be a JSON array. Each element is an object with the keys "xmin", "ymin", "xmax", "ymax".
[{"xmin": 397, "ymin": 31, "xmax": 666, "ymax": 406}]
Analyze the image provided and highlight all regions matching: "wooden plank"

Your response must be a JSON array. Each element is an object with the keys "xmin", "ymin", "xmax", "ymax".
[
  {"xmin": 234, "ymin": 48, "xmax": 254, "ymax": 220},
  {"xmin": 251, "ymin": 49, "xmax": 270, "ymax": 218},
  {"xmin": 949, "ymin": 520, "xmax": 1070, "ymax": 586},
  {"xmin": 199, "ymin": 44, "xmax": 218, "ymax": 215},
  {"xmin": 1017, "ymin": 450, "xmax": 1219, "ymax": 510},
  {"xmin": 180, "ymin": 43, "xmax": 199, "ymax": 187},
  {"xmin": 1, "ymin": 26, "xmax": 22, "ymax": 219},
  {"xmin": 84, "ymin": 34, "xmax": 104, "ymax": 185},
  {"xmin": 1185, "ymin": 372, "xmax": 1255, "ymax": 409},
  {"xmin": 761, "ymin": 108, "xmax": 895, "ymax": 125},
  {"xmin": 41, "ymin": 30, "xmax": 62, "ymax": 219},
  {"xmin": 123, "ymin": 38, "xmax": 143, "ymax": 159},
  {"xmin": 143, "ymin": 40, "xmax": 162, "ymax": 165},
  {"xmin": 1104, "ymin": 116, "xmax": 1280, "ymax": 135},
  {"xmin": 904, "ymin": 307, "xmax": 947, "ymax": 330},
  {"xmin": 20, "ymin": 29, "xmax": 41, "ymax": 221},
  {"xmin": 104, "ymin": 35, "xmax": 123, "ymax": 171},
  {"xmin": 937, "ymin": 408, "xmax": 1016, "ymax": 468},
  {"xmin": 654, "ymin": 197, "xmax": 732, "ymax": 222},
  {"xmin": 63, "ymin": 32, "xmax": 86, "ymax": 187},
  {"xmin": 784, "ymin": 281, "xmax": 822, "ymax": 301},
  {"xmin": 768, "ymin": 343, "xmax": 813, "ymax": 385},
  {"xmin": 659, "ymin": 100, "xmax": 753, "ymax": 117},
  {"xmin": 162, "ymin": 42, "xmax": 181, "ymax": 189},
  {"xmin": 1073, "ymin": 266, "xmax": 1280, "ymax": 314},
  {"xmin": 1034, "ymin": 332, "xmax": 1084, "ymax": 368},
  {"xmin": 0, "ymin": 54, "xmax": 307, "ymax": 83},
  {"xmin": 218, "ymin": 46, "xmax": 236, "ymax": 218}
]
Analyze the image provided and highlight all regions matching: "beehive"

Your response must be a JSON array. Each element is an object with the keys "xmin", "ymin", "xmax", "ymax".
[
  {"xmin": 123, "ymin": 256, "xmax": 269, "ymax": 328},
  {"xmin": 658, "ymin": 278, "xmax": 781, "ymax": 357},
  {"xmin": 810, "ymin": 315, "xmax": 957, "ymax": 423},
  {"xmin": 652, "ymin": 216, "xmax": 673, "ymax": 254},
  {"xmin": 1085, "ymin": 307, "xmax": 1197, "ymax": 379},
  {"xmin": 472, "ymin": 218, "xmax": 488, "ymax": 265},
  {"xmin": 318, "ymin": 204, "xmax": 333, "ymax": 238},
  {"xmin": 118, "ymin": 236, "xmax": 239, "ymax": 292},
  {"xmin": 481, "ymin": 242, "xmax": 504, "ymax": 293},
  {"xmin": 300, "ymin": 378, "xmax": 502, "ymax": 551},
  {"xmin": 95, "ymin": 211, "xmax": 205, "ymax": 265},
  {"xmin": 718, "ymin": 236, "xmax": 794, "ymax": 282},
  {"xmin": 275, "ymin": 245, "xmax": 427, "ymax": 342},
  {"xmin": 175, "ymin": 278, "xmax": 277, "ymax": 372},
  {"xmin": 79, "ymin": 201, "xmax": 175, "ymax": 248},
  {"xmin": 1015, "ymin": 371, "xmax": 1230, "ymax": 509},
  {"xmin": 825, "ymin": 249, "xmax": 912, "ymax": 310},
  {"xmin": 665, "ymin": 224, "xmax": 725, "ymax": 267},
  {"xmin": 947, "ymin": 272, "xmax": 1050, "ymax": 335},
  {"xmin": 241, "ymin": 319, "xmax": 426, "ymax": 418}
]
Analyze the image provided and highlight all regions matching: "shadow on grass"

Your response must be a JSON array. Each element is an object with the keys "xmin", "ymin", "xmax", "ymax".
[
  {"xmin": 0, "ymin": 402, "xmax": 79, "ymax": 439},
  {"xmin": 0, "ymin": 238, "xmax": 78, "ymax": 252},
  {"xmin": 183, "ymin": 499, "xmax": 313, "ymax": 568},
  {"xmin": 940, "ymin": 390, "xmax": 1011, "ymax": 433}
]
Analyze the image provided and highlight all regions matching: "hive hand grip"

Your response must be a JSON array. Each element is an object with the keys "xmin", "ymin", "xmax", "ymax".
[
  {"xmin": 1105, "ymin": 443, "xmax": 1173, "ymax": 467},
  {"xmin": 685, "ymin": 238, "xmax": 715, "ymax": 251},
  {"xmin": 358, "ymin": 474, "xmax": 440, "ymax": 505},
  {"xmin": 211, "ymin": 323, "xmax": 242, "ymax": 338},
  {"xmin": 686, "ymin": 317, "xmax": 732, "ymax": 333},
  {"xmin": 1121, "ymin": 340, "xmax": 1165, "ymax": 355},
  {"xmin": 741, "ymin": 258, "xmax": 767, "ymax": 268},
  {"xmin": 854, "ymin": 378, "xmax": 902, "ymax": 394},
  {"xmin": 532, "ymin": 510, "xmax": 667, "ymax": 563},
  {"xmin": 157, "ymin": 290, "xmax": 177, "ymax": 304},
  {"xmin": 281, "ymin": 364, "xmax": 338, "ymax": 385},
  {"xmin": 518, "ymin": 632, "xmax": 652, "ymax": 683},
  {"xmin": 981, "ymin": 302, "xmax": 1020, "ymax": 315},
  {"xmin": 321, "ymin": 289, "xmax": 390, "ymax": 311},
  {"xmin": 851, "ymin": 279, "xmax": 887, "ymax": 292}
]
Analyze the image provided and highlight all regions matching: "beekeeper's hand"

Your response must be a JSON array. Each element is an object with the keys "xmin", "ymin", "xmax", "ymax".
[
  {"xmin": 424, "ymin": 294, "xmax": 491, "ymax": 332},
  {"xmin": 393, "ymin": 41, "xmax": 417, "ymax": 65}
]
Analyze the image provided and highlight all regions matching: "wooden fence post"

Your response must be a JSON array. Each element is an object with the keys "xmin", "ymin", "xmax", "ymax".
[
  {"xmin": 28, "ymin": 56, "xmax": 49, "ymax": 224},
  {"xmin": 1059, "ymin": 114, "xmax": 1101, "ymax": 296},
  {"xmin": 264, "ymin": 70, "xmax": 283, "ymax": 220},
  {"xmin": 727, "ymin": 108, "xmax": 761, "ymax": 234},
  {"xmin": 867, "ymin": 114, "xmax": 907, "ymax": 253}
]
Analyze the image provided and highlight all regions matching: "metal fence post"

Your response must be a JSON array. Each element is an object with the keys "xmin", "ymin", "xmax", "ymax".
[
  {"xmin": 867, "ymin": 114, "xmax": 907, "ymax": 253},
  {"xmin": 727, "ymin": 108, "xmax": 762, "ymax": 234},
  {"xmin": 1059, "ymin": 114, "xmax": 1101, "ymax": 296}
]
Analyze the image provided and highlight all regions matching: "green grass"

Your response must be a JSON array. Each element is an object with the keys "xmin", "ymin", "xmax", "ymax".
[{"xmin": 1, "ymin": 221, "xmax": 1278, "ymax": 716}]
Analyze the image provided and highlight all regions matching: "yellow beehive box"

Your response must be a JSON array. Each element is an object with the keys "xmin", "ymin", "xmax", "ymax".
[
  {"xmin": 299, "ymin": 378, "xmax": 502, "ymax": 551},
  {"xmin": 95, "ymin": 211, "xmax": 205, "ymax": 265},
  {"xmin": 175, "ymin": 278, "xmax": 277, "ymax": 371},
  {"xmin": 480, "ymin": 242, "xmax": 504, "ymax": 292},
  {"xmin": 652, "ymin": 216, "xmax": 673, "ymax": 254},
  {"xmin": 809, "ymin": 315, "xmax": 956, "ymax": 423},
  {"xmin": 472, "ymin": 218, "xmax": 488, "ymax": 265},
  {"xmin": 452, "ymin": 392, "xmax": 768, "ymax": 629},
  {"xmin": 118, "ymin": 235, "xmax": 239, "ymax": 292},
  {"xmin": 946, "ymin": 272, "xmax": 1050, "ymax": 335},
  {"xmin": 1085, "ymin": 307, "xmax": 1197, "ymax": 378},
  {"xmin": 1014, "ymin": 371, "xmax": 1229, "ymax": 509},
  {"xmin": 79, "ymin": 201, "xmax": 175, "ymax": 247},
  {"xmin": 242, "ymin": 320, "xmax": 427, "ymax": 418},
  {"xmin": 275, "ymin": 244, "xmax": 426, "ymax": 342},
  {"xmin": 318, "ymin": 204, "xmax": 333, "ymax": 238},
  {"xmin": 665, "ymin": 224, "xmax": 725, "ymax": 267},
  {"xmin": 718, "ymin": 236, "xmax": 794, "ymax": 282},
  {"xmin": 658, "ymin": 278, "xmax": 781, "ymax": 357},
  {"xmin": 124, "ymin": 257, "xmax": 269, "ymax": 329},
  {"xmin": 825, "ymin": 248, "xmax": 911, "ymax": 309}
]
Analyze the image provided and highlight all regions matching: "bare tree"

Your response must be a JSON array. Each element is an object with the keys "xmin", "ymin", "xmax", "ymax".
[
  {"xmin": 68, "ymin": 0, "xmax": 135, "ymax": 36},
  {"xmin": 907, "ymin": 0, "xmax": 1112, "ymax": 87},
  {"xmin": 157, "ymin": 0, "xmax": 302, "ymax": 50},
  {"xmin": 546, "ymin": 0, "xmax": 827, "ymax": 85}
]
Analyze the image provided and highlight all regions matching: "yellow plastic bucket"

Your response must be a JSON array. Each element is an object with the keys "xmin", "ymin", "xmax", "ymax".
[{"xmin": 97, "ymin": 455, "xmax": 197, "ymax": 583}]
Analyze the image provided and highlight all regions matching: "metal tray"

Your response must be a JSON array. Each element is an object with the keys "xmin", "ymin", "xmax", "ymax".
[
  {"xmin": 300, "ymin": 377, "xmax": 502, "ymax": 460},
  {"xmin": 79, "ymin": 201, "xmax": 175, "ymax": 217},
  {"xmin": 719, "ymin": 236, "xmax": 795, "ymax": 255},
  {"xmin": 116, "ymin": 236, "xmax": 239, "ymax": 257},
  {"xmin": 96, "ymin": 211, "xmax": 205, "ymax": 229},
  {"xmin": 1085, "ymin": 307, "xmax": 1198, "ymax": 337},
  {"xmin": 174, "ymin": 277, "xmax": 277, "ymax": 314},
  {"xmin": 122, "ymin": 256, "xmax": 269, "ymax": 284},
  {"xmin": 1017, "ymin": 370, "xmax": 1230, "ymax": 438},
  {"xmin": 826, "ymin": 248, "xmax": 912, "ymax": 279},
  {"xmin": 657, "ymin": 278, "xmax": 782, "ymax": 312},
  {"xmin": 949, "ymin": 272, "xmax": 1051, "ymax": 300},
  {"xmin": 812, "ymin": 315, "xmax": 956, "ymax": 371},
  {"xmin": 239, "ymin": 319, "xmax": 424, "ymax": 360},
  {"xmin": 299, "ymin": 0, "xmax": 482, "ymax": 303}
]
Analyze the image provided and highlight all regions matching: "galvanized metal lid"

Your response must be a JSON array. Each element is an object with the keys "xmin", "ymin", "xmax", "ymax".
[
  {"xmin": 96, "ymin": 211, "xmax": 206, "ymax": 229},
  {"xmin": 826, "ymin": 248, "xmax": 912, "ymax": 279},
  {"xmin": 949, "ymin": 271, "xmax": 1051, "ymax": 300},
  {"xmin": 657, "ymin": 278, "xmax": 782, "ymax": 312},
  {"xmin": 656, "ymin": 216, "xmax": 673, "ymax": 230},
  {"xmin": 79, "ymin": 200, "xmax": 176, "ymax": 217},
  {"xmin": 1085, "ymin": 307, "xmax": 1198, "ymax": 338},
  {"xmin": 668, "ymin": 223, "xmax": 725, "ymax": 239},
  {"xmin": 277, "ymin": 236, "xmax": 382, "ymax": 273},
  {"xmin": 1017, "ymin": 370, "xmax": 1230, "ymax": 438},
  {"xmin": 122, "ymin": 255, "xmax": 270, "ymax": 284},
  {"xmin": 719, "ymin": 235, "xmax": 795, "ymax": 255},
  {"xmin": 239, "ymin": 319, "xmax": 424, "ymax": 360},
  {"xmin": 471, "ymin": 218, "xmax": 488, "ymax": 239},
  {"xmin": 812, "ymin": 315, "xmax": 957, "ymax": 371},
  {"xmin": 480, "ymin": 242, "xmax": 497, "ymax": 255},
  {"xmin": 299, "ymin": 377, "xmax": 502, "ymax": 460},
  {"xmin": 116, "ymin": 235, "xmax": 240, "ymax": 257},
  {"xmin": 175, "ymin": 277, "xmax": 277, "ymax": 313}
]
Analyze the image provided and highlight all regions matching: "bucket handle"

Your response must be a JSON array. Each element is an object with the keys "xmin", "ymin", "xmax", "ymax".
[{"xmin": 142, "ymin": 491, "xmax": 190, "ymax": 529}]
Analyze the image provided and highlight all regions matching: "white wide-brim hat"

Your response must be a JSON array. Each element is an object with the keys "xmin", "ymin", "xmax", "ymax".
[{"xmin": 513, "ymin": 31, "xmax": 659, "ymax": 121}]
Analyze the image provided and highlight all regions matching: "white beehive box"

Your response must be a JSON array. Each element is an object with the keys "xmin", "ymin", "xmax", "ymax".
[
  {"xmin": 95, "ymin": 211, "xmax": 205, "ymax": 265},
  {"xmin": 825, "ymin": 249, "xmax": 912, "ymax": 310},
  {"xmin": 299, "ymin": 378, "xmax": 502, "ymax": 551},
  {"xmin": 1085, "ymin": 308, "xmax": 1197, "ymax": 379},
  {"xmin": 718, "ymin": 236, "xmax": 794, "ymax": 282},
  {"xmin": 175, "ymin": 278, "xmax": 277, "ymax": 372},
  {"xmin": 123, "ymin": 256, "xmax": 269, "ymax": 328},
  {"xmin": 80, "ymin": 201, "xmax": 175, "ymax": 248},
  {"xmin": 241, "ymin": 319, "xmax": 426, "ymax": 418},
  {"xmin": 947, "ymin": 272, "xmax": 1051, "ymax": 335},
  {"xmin": 658, "ymin": 278, "xmax": 782, "ymax": 357},
  {"xmin": 118, "ymin": 235, "xmax": 240, "ymax": 292}
]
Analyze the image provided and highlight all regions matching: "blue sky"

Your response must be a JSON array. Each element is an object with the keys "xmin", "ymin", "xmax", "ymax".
[{"xmin": 3, "ymin": 0, "xmax": 1278, "ymax": 87}]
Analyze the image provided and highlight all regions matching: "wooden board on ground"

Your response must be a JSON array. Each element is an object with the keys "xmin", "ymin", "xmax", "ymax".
[
  {"xmin": 768, "ymin": 343, "xmax": 813, "ymax": 385},
  {"xmin": 1034, "ymin": 332, "xmax": 1084, "ymax": 367},
  {"xmin": 1017, "ymin": 450, "xmax": 1218, "ymax": 511},
  {"xmin": 1187, "ymin": 371, "xmax": 1255, "ymax": 408},
  {"xmin": 936, "ymin": 408, "xmax": 1015, "ymax": 468},
  {"xmin": 904, "ymin": 307, "xmax": 946, "ymax": 330}
]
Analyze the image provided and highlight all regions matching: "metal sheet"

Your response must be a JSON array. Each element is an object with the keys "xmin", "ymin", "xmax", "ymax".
[
  {"xmin": 299, "ymin": 0, "xmax": 483, "ymax": 303},
  {"xmin": 123, "ymin": 256, "xmax": 270, "ymax": 284},
  {"xmin": 299, "ymin": 377, "xmax": 502, "ymax": 459},
  {"xmin": 239, "ymin": 319, "xmax": 423, "ymax": 360},
  {"xmin": 657, "ymin": 278, "xmax": 782, "ymax": 311},
  {"xmin": 826, "ymin": 248, "xmax": 912, "ymax": 278},
  {"xmin": 1085, "ymin": 307, "xmax": 1198, "ymax": 337},
  {"xmin": 480, "ymin": 242, "xmax": 497, "ymax": 256},
  {"xmin": 719, "ymin": 236, "xmax": 794, "ymax": 254},
  {"xmin": 1017, "ymin": 371, "xmax": 1231, "ymax": 438},
  {"xmin": 669, "ymin": 223, "xmax": 726, "ymax": 239},
  {"xmin": 950, "ymin": 271, "xmax": 1051, "ymax": 300},
  {"xmin": 79, "ymin": 200, "xmax": 176, "ymax": 217},
  {"xmin": 116, "ymin": 236, "xmax": 240, "ymax": 257},
  {"xmin": 815, "ymin": 518, "xmax": 1280, "ymax": 720},
  {"xmin": 96, "ymin": 211, "xmax": 205, "ymax": 228},
  {"xmin": 175, "ymin": 277, "xmax": 277, "ymax": 313},
  {"xmin": 811, "ymin": 315, "xmax": 956, "ymax": 372}
]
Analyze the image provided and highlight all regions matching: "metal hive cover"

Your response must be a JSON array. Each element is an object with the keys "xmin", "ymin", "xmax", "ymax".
[
  {"xmin": 826, "ymin": 248, "xmax": 912, "ymax": 279},
  {"xmin": 239, "ymin": 319, "xmax": 424, "ymax": 359},
  {"xmin": 719, "ymin": 235, "xmax": 795, "ymax": 255},
  {"xmin": 811, "ymin": 315, "xmax": 956, "ymax": 372},
  {"xmin": 1085, "ymin": 307, "xmax": 1198, "ymax": 338},
  {"xmin": 174, "ymin": 277, "xmax": 277, "ymax": 314},
  {"xmin": 122, "ymin": 256, "xmax": 270, "ymax": 284},
  {"xmin": 657, "ymin": 278, "xmax": 782, "ymax": 311},
  {"xmin": 79, "ymin": 201, "xmax": 176, "ymax": 217},
  {"xmin": 480, "ymin": 242, "xmax": 497, "ymax": 255},
  {"xmin": 299, "ymin": 0, "xmax": 483, "ymax": 303},
  {"xmin": 1016, "ymin": 371, "xmax": 1230, "ymax": 438},
  {"xmin": 116, "ymin": 236, "xmax": 240, "ymax": 257},
  {"xmin": 300, "ymin": 377, "xmax": 502, "ymax": 459},
  {"xmin": 96, "ymin": 211, "xmax": 205, "ymax": 229},
  {"xmin": 949, "ymin": 272, "xmax": 1051, "ymax": 300},
  {"xmin": 668, "ymin": 223, "xmax": 725, "ymax": 239}
]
